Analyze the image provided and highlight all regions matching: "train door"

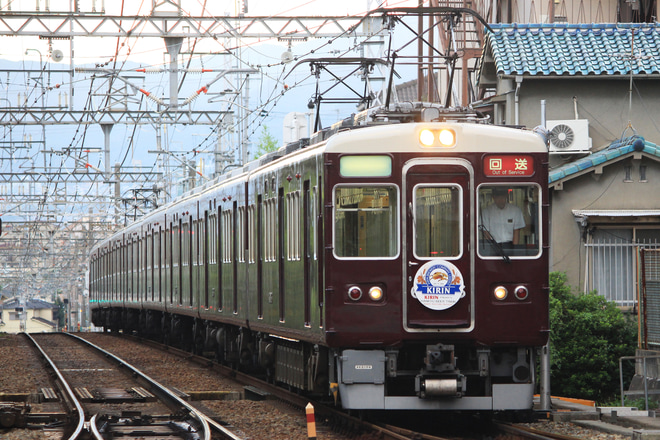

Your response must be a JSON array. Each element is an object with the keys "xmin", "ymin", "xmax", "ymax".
[{"xmin": 402, "ymin": 159, "xmax": 474, "ymax": 332}]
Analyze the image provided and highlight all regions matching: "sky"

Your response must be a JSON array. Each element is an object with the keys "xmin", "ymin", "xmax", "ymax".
[
  {"xmin": 5, "ymin": 0, "xmax": 418, "ymax": 65},
  {"xmin": 0, "ymin": 0, "xmax": 423, "ymax": 209}
]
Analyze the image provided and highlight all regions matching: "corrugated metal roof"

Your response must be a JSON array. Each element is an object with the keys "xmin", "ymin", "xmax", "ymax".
[
  {"xmin": 485, "ymin": 23, "xmax": 660, "ymax": 77},
  {"xmin": 549, "ymin": 136, "xmax": 660, "ymax": 184}
]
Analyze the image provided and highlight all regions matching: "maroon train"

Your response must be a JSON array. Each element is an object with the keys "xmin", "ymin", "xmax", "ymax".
[{"xmin": 90, "ymin": 103, "xmax": 549, "ymax": 411}]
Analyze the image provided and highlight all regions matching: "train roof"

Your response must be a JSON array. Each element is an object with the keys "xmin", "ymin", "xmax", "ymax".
[
  {"xmin": 91, "ymin": 103, "xmax": 547, "ymax": 255},
  {"xmin": 324, "ymin": 120, "xmax": 546, "ymax": 154}
]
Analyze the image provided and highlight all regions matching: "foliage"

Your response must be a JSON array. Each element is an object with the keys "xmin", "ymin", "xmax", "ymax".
[
  {"xmin": 54, "ymin": 297, "xmax": 66, "ymax": 329},
  {"xmin": 253, "ymin": 125, "xmax": 279, "ymax": 160},
  {"xmin": 622, "ymin": 396, "xmax": 659, "ymax": 410},
  {"xmin": 549, "ymin": 272, "xmax": 638, "ymax": 404}
]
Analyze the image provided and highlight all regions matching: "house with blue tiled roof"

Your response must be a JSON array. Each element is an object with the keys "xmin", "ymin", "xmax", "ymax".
[
  {"xmin": 477, "ymin": 23, "xmax": 660, "ymax": 161},
  {"xmin": 548, "ymin": 133, "xmax": 660, "ymax": 323},
  {"xmin": 476, "ymin": 23, "xmax": 660, "ymax": 328}
]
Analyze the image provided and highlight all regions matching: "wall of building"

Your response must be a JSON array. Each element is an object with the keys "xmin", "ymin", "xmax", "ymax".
[
  {"xmin": 498, "ymin": 0, "xmax": 620, "ymax": 23},
  {"xmin": 515, "ymin": 78, "xmax": 660, "ymax": 152},
  {"xmin": 550, "ymin": 153, "xmax": 660, "ymax": 290},
  {"xmin": 0, "ymin": 309, "xmax": 56, "ymax": 333}
]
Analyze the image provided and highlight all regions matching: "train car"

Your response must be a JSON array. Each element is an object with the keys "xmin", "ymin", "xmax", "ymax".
[{"xmin": 89, "ymin": 102, "xmax": 549, "ymax": 412}]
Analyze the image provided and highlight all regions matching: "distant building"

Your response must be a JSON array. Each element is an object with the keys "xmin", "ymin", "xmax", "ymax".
[{"xmin": 0, "ymin": 297, "xmax": 59, "ymax": 333}]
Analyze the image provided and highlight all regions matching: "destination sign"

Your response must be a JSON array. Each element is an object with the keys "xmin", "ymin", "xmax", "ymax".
[{"xmin": 484, "ymin": 155, "xmax": 535, "ymax": 177}]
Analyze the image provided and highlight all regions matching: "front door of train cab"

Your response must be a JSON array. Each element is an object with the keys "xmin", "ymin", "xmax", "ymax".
[{"xmin": 402, "ymin": 159, "xmax": 474, "ymax": 332}]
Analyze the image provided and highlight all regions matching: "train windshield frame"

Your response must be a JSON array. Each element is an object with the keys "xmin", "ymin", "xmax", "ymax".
[
  {"xmin": 412, "ymin": 183, "xmax": 463, "ymax": 260},
  {"xmin": 477, "ymin": 184, "xmax": 542, "ymax": 259},
  {"xmin": 333, "ymin": 184, "xmax": 399, "ymax": 259}
]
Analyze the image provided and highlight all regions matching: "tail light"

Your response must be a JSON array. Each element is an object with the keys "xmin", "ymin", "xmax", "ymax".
[
  {"xmin": 348, "ymin": 286, "xmax": 363, "ymax": 301},
  {"xmin": 514, "ymin": 286, "xmax": 529, "ymax": 300}
]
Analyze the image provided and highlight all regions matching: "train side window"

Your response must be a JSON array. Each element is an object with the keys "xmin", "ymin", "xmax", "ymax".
[
  {"xmin": 172, "ymin": 224, "xmax": 180, "ymax": 267},
  {"xmin": 263, "ymin": 198, "xmax": 277, "ymax": 262},
  {"xmin": 287, "ymin": 191, "xmax": 301, "ymax": 261},
  {"xmin": 209, "ymin": 213, "xmax": 217, "ymax": 264},
  {"xmin": 478, "ymin": 185, "xmax": 541, "ymax": 259},
  {"xmin": 312, "ymin": 186, "xmax": 318, "ymax": 260},
  {"xmin": 193, "ymin": 220, "xmax": 199, "ymax": 266},
  {"xmin": 413, "ymin": 185, "xmax": 462, "ymax": 259},
  {"xmin": 238, "ymin": 206, "xmax": 246, "ymax": 263},
  {"xmin": 182, "ymin": 222, "xmax": 190, "ymax": 267},
  {"xmin": 222, "ymin": 210, "xmax": 232, "ymax": 263},
  {"xmin": 333, "ymin": 185, "xmax": 399, "ymax": 258},
  {"xmin": 155, "ymin": 230, "xmax": 161, "ymax": 302},
  {"xmin": 248, "ymin": 204, "xmax": 256, "ymax": 263}
]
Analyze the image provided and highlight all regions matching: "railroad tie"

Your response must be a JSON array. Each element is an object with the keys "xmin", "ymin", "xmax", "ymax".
[
  {"xmin": 40, "ymin": 388, "xmax": 58, "ymax": 402},
  {"xmin": 74, "ymin": 387, "xmax": 94, "ymax": 402},
  {"xmin": 130, "ymin": 387, "xmax": 156, "ymax": 401}
]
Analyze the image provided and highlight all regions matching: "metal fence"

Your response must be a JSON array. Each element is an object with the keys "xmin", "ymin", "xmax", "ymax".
[
  {"xmin": 584, "ymin": 239, "xmax": 660, "ymax": 308},
  {"xmin": 640, "ymin": 248, "xmax": 660, "ymax": 349}
]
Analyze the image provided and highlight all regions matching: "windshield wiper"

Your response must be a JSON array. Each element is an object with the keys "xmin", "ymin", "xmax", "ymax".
[{"xmin": 478, "ymin": 225, "xmax": 511, "ymax": 263}]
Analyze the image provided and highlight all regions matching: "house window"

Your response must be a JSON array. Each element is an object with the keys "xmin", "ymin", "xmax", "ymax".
[
  {"xmin": 586, "ymin": 227, "xmax": 660, "ymax": 307},
  {"xmin": 624, "ymin": 166, "xmax": 633, "ymax": 182}
]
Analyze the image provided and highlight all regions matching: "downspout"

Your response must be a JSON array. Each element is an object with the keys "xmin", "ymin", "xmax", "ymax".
[{"xmin": 515, "ymin": 75, "xmax": 523, "ymax": 125}]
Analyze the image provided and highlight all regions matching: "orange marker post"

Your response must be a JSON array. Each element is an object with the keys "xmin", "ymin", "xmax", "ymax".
[{"xmin": 305, "ymin": 402, "xmax": 317, "ymax": 440}]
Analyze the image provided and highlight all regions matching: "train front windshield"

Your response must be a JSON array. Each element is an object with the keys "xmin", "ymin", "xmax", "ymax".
[
  {"xmin": 478, "ymin": 185, "xmax": 541, "ymax": 258},
  {"xmin": 413, "ymin": 186, "xmax": 461, "ymax": 259}
]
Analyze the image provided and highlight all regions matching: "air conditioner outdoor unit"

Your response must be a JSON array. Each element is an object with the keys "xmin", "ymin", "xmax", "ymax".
[{"xmin": 547, "ymin": 119, "xmax": 592, "ymax": 153}]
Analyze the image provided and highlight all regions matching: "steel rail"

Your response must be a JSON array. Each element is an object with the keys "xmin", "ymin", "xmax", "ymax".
[
  {"xmin": 121, "ymin": 334, "xmax": 451, "ymax": 440},
  {"xmin": 60, "ymin": 332, "xmax": 213, "ymax": 440},
  {"xmin": 88, "ymin": 414, "xmax": 103, "ymax": 440},
  {"xmin": 22, "ymin": 332, "xmax": 86, "ymax": 440},
  {"xmin": 496, "ymin": 422, "xmax": 586, "ymax": 440}
]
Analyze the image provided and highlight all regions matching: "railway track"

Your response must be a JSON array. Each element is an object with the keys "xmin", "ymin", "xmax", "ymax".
[
  {"xmin": 495, "ymin": 422, "xmax": 588, "ymax": 440},
  {"xmin": 93, "ymin": 333, "xmax": 590, "ymax": 440},
  {"xmin": 24, "ymin": 332, "xmax": 243, "ymax": 440}
]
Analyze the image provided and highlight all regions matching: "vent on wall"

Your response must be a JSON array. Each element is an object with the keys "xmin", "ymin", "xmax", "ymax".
[{"xmin": 547, "ymin": 119, "xmax": 592, "ymax": 153}]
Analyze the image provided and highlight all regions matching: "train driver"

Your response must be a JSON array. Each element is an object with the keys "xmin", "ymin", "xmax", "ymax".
[{"xmin": 480, "ymin": 187, "xmax": 526, "ymax": 250}]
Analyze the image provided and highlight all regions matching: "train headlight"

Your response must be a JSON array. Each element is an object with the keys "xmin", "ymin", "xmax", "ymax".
[
  {"xmin": 514, "ymin": 286, "xmax": 529, "ymax": 300},
  {"xmin": 494, "ymin": 285, "xmax": 508, "ymax": 300},
  {"xmin": 418, "ymin": 128, "xmax": 457, "ymax": 148},
  {"xmin": 438, "ymin": 129, "xmax": 455, "ymax": 146},
  {"xmin": 419, "ymin": 129, "xmax": 435, "ymax": 147},
  {"xmin": 348, "ymin": 286, "xmax": 363, "ymax": 301},
  {"xmin": 368, "ymin": 286, "xmax": 383, "ymax": 301}
]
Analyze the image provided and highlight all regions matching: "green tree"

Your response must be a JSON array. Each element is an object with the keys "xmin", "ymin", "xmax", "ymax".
[
  {"xmin": 54, "ymin": 297, "xmax": 66, "ymax": 330},
  {"xmin": 253, "ymin": 125, "xmax": 279, "ymax": 160},
  {"xmin": 549, "ymin": 272, "xmax": 637, "ymax": 403}
]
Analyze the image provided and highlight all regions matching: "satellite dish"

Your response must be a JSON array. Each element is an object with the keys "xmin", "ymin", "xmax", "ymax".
[{"xmin": 51, "ymin": 49, "xmax": 64, "ymax": 62}]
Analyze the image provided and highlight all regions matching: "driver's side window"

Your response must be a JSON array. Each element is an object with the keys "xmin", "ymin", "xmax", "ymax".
[{"xmin": 478, "ymin": 185, "xmax": 540, "ymax": 258}]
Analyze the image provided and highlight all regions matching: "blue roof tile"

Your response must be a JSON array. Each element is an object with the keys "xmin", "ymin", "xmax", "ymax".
[
  {"xmin": 486, "ymin": 24, "xmax": 660, "ymax": 77},
  {"xmin": 549, "ymin": 136, "xmax": 660, "ymax": 184}
]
